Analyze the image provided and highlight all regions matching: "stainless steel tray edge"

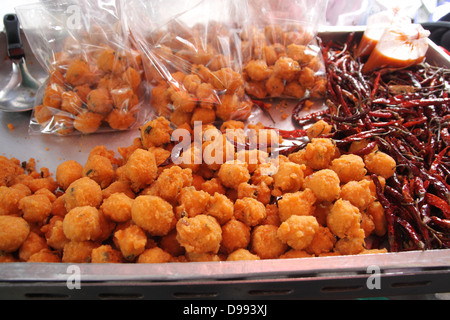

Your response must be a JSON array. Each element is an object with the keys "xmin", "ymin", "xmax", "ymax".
[{"xmin": 1, "ymin": 249, "xmax": 449, "ymax": 282}]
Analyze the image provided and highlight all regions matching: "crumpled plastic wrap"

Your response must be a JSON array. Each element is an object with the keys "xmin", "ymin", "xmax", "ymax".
[{"xmin": 16, "ymin": 0, "xmax": 149, "ymax": 136}]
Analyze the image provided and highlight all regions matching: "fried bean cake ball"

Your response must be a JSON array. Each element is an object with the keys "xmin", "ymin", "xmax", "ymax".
[
  {"xmin": 131, "ymin": 195, "xmax": 175, "ymax": 236},
  {"xmin": 283, "ymin": 81, "xmax": 306, "ymax": 98},
  {"xmin": 191, "ymin": 107, "xmax": 216, "ymax": 126},
  {"xmin": 176, "ymin": 214, "xmax": 222, "ymax": 254},
  {"xmin": 139, "ymin": 116, "xmax": 173, "ymax": 149},
  {"xmin": 40, "ymin": 216, "xmax": 69, "ymax": 251},
  {"xmin": 97, "ymin": 48, "xmax": 125, "ymax": 74},
  {"xmin": 56, "ymin": 160, "xmax": 84, "ymax": 190},
  {"xmin": 304, "ymin": 169, "xmax": 341, "ymax": 203},
  {"xmin": 334, "ymin": 228, "xmax": 366, "ymax": 255},
  {"xmin": 73, "ymin": 111, "xmax": 104, "ymax": 134},
  {"xmin": 62, "ymin": 240, "xmax": 98, "ymax": 263},
  {"xmin": 63, "ymin": 206, "xmax": 102, "ymax": 242},
  {"xmin": 91, "ymin": 245, "xmax": 123, "ymax": 263},
  {"xmin": 205, "ymin": 192, "xmax": 234, "ymax": 225},
  {"xmin": 149, "ymin": 166, "xmax": 193, "ymax": 203},
  {"xmin": 277, "ymin": 188, "xmax": 317, "ymax": 222},
  {"xmin": 330, "ymin": 154, "xmax": 367, "ymax": 184},
  {"xmin": 340, "ymin": 179, "xmax": 375, "ymax": 211},
  {"xmin": 264, "ymin": 75, "xmax": 284, "ymax": 97},
  {"xmin": 0, "ymin": 186, "xmax": 27, "ymax": 216},
  {"xmin": 185, "ymin": 71, "xmax": 205, "ymax": 95},
  {"xmin": 277, "ymin": 215, "xmax": 319, "ymax": 251},
  {"xmin": 87, "ymin": 88, "xmax": 114, "ymax": 115},
  {"xmin": 251, "ymin": 224, "xmax": 287, "ymax": 259},
  {"xmin": 113, "ymin": 224, "xmax": 147, "ymax": 261},
  {"xmin": 137, "ymin": 247, "xmax": 173, "ymax": 263},
  {"xmin": 65, "ymin": 59, "xmax": 95, "ymax": 87},
  {"xmin": 0, "ymin": 216, "xmax": 30, "ymax": 253},
  {"xmin": 273, "ymin": 57, "xmax": 301, "ymax": 82},
  {"xmin": 64, "ymin": 177, "xmax": 103, "ymax": 212},
  {"xmin": 200, "ymin": 177, "xmax": 226, "ymax": 196},
  {"xmin": 100, "ymin": 192, "xmax": 133, "ymax": 223},
  {"xmin": 227, "ymin": 248, "xmax": 260, "ymax": 261},
  {"xmin": 244, "ymin": 59, "xmax": 273, "ymax": 82},
  {"xmin": 0, "ymin": 252, "xmax": 17, "ymax": 263},
  {"xmin": 18, "ymin": 232, "xmax": 49, "ymax": 261},
  {"xmin": 364, "ymin": 151, "xmax": 396, "ymax": 179},
  {"xmin": 185, "ymin": 252, "xmax": 221, "ymax": 262},
  {"xmin": 105, "ymin": 109, "xmax": 136, "ymax": 131},
  {"xmin": 28, "ymin": 249, "xmax": 61, "ymax": 263},
  {"xmin": 42, "ymin": 83, "xmax": 63, "ymax": 109},
  {"xmin": 220, "ymin": 219, "xmax": 251, "ymax": 254},
  {"xmin": 298, "ymin": 67, "xmax": 316, "ymax": 90},
  {"xmin": 123, "ymin": 149, "xmax": 158, "ymax": 192},
  {"xmin": 237, "ymin": 181, "xmax": 271, "ymax": 206},
  {"xmin": 279, "ymin": 249, "xmax": 312, "ymax": 259},
  {"xmin": 306, "ymin": 119, "xmax": 332, "ymax": 140},
  {"xmin": 305, "ymin": 226, "xmax": 337, "ymax": 256},
  {"xmin": 217, "ymin": 160, "xmax": 250, "ymax": 190},
  {"xmin": 0, "ymin": 156, "xmax": 24, "ymax": 187},
  {"xmin": 19, "ymin": 194, "xmax": 53, "ymax": 224},
  {"xmin": 327, "ymin": 199, "xmax": 362, "ymax": 239},
  {"xmin": 289, "ymin": 138, "xmax": 339, "ymax": 170},
  {"xmin": 234, "ymin": 197, "xmax": 266, "ymax": 227},
  {"xmin": 272, "ymin": 161, "xmax": 305, "ymax": 193},
  {"xmin": 34, "ymin": 104, "xmax": 53, "ymax": 126},
  {"xmin": 176, "ymin": 187, "xmax": 211, "ymax": 218},
  {"xmin": 53, "ymin": 112, "xmax": 75, "ymax": 136},
  {"xmin": 83, "ymin": 154, "xmax": 115, "ymax": 189},
  {"xmin": 61, "ymin": 91, "xmax": 82, "ymax": 115}
]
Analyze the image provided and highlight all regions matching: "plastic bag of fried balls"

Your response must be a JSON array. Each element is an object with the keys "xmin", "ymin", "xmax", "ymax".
[
  {"xmin": 31, "ymin": 45, "xmax": 145, "ymax": 136},
  {"xmin": 17, "ymin": 0, "xmax": 147, "ymax": 136},
  {"xmin": 142, "ymin": 22, "xmax": 254, "ymax": 126},
  {"xmin": 144, "ymin": 21, "xmax": 327, "ymax": 126},
  {"xmin": 241, "ymin": 24, "xmax": 327, "ymax": 100}
]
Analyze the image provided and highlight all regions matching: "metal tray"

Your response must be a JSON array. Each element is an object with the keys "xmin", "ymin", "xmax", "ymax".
[
  {"xmin": 0, "ymin": 28, "xmax": 449, "ymax": 300},
  {"xmin": 1, "ymin": 250, "xmax": 449, "ymax": 300}
]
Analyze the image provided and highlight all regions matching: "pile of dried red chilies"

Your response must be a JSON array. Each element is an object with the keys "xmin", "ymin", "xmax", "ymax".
[{"xmin": 293, "ymin": 33, "xmax": 450, "ymax": 252}]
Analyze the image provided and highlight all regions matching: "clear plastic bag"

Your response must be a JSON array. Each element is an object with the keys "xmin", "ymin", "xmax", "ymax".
[
  {"xmin": 123, "ymin": 0, "xmax": 328, "ymax": 126},
  {"xmin": 241, "ymin": 0, "xmax": 328, "ymax": 100},
  {"xmin": 122, "ymin": 0, "xmax": 253, "ymax": 126},
  {"xmin": 16, "ymin": 0, "xmax": 149, "ymax": 136}
]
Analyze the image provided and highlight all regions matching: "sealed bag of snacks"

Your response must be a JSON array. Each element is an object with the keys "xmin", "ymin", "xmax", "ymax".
[
  {"xmin": 241, "ymin": 0, "xmax": 328, "ymax": 100},
  {"xmin": 16, "ymin": 0, "xmax": 148, "ymax": 136},
  {"xmin": 122, "ymin": 0, "xmax": 254, "ymax": 126}
]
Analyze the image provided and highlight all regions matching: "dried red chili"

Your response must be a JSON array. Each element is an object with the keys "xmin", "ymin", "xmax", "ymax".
[{"xmin": 289, "ymin": 33, "xmax": 450, "ymax": 251}]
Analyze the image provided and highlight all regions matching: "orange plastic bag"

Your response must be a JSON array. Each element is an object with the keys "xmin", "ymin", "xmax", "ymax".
[
  {"xmin": 362, "ymin": 23, "xmax": 430, "ymax": 73},
  {"xmin": 356, "ymin": 9, "xmax": 411, "ymax": 58}
]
